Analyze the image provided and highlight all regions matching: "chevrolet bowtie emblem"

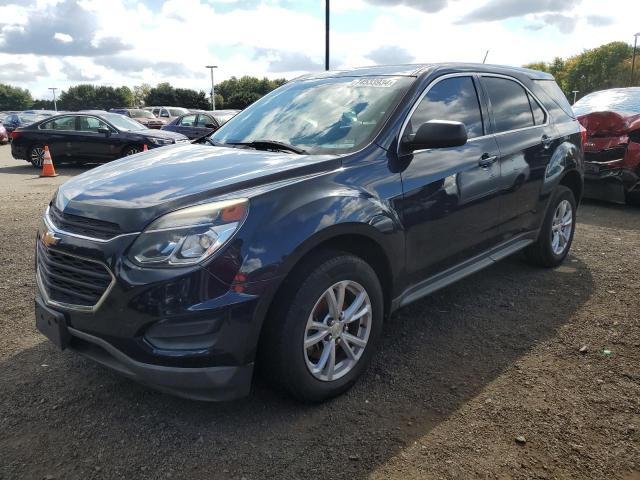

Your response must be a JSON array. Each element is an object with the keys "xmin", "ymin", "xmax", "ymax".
[{"xmin": 41, "ymin": 230, "xmax": 60, "ymax": 248}]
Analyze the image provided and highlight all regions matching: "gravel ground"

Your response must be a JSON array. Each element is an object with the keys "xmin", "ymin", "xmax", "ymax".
[{"xmin": 0, "ymin": 144, "xmax": 638, "ymax": 480}]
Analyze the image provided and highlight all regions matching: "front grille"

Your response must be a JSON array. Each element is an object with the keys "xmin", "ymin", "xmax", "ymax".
[
  {"xmin": 48, "ymin": 205, "xmax": 121, "ymax": 240},
  {"xmin": 36, "ymin": 241, "xmax": 113, "ymax": 309},
  {"xmin": 584, "ymin": 145, "xmax": 627, "ymax": 163}
]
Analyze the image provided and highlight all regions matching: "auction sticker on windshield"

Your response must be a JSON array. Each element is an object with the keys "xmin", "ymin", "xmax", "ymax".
[{"xmin": 351, "ymin": 78, "xmax": 397, "ymax": 88}]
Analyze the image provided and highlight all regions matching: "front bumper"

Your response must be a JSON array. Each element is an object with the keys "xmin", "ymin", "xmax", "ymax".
[
  {"xmin": 35, "ymin": 213, "xmax": 274, "ymax": 401},
  {"xmin": 583, "ymin": 161, "xmax": 639, "ymax": 203}
]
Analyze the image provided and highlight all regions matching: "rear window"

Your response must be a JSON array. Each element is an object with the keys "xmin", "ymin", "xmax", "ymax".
[{"xmin": 534, "ymin": 80, "xmax": 575, "ymax": 119}]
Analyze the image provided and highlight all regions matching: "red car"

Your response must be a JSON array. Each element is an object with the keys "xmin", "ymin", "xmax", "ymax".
[
  {"xmin": 574, "ymin": 87, "xmax": 640, "ymax": 204},
  {"xmin": 0, "ymin": 124, "xmax": 8, "ymax": 144}
]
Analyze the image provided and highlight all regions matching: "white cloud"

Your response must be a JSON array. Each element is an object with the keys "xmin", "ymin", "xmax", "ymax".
[{"xmin": 0, "ymin": 0, "xmax": 636, "ymax": 99}]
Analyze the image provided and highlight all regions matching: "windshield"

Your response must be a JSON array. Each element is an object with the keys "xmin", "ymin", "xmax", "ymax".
[
  {"xmin": 210, "ymin": 76, "xmax": 413, "ymax": 154},
  {"xmin": 102, "ymin": 112, "xmax": 146, "ymax": 131},
  {"xmin": 131, "ymin": 110, "xmax": 155, "ymax": 119},
  {"xmin": 573, "ymin": 88, "xmax": 640, "ymax": 116},
  {"xmin": 169, "ymin": 108, "xmax": 189, "ymax": 116}
]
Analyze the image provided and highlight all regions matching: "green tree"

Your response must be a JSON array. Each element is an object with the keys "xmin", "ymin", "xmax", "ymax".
[
  {"xmin": 216, "ymin": 76, "xmax": 286, "ymax": 109},
  {"xmin": 0, "ymin": 83, "xmax": 33, "ymax": 110},
  {"xmin": 58, "ymin": 84, "xmax": 134, "ymax": 111},
  {"xmin": 133, "ymin": 83, "xmax": 151, "ymax": 106},
  {"xmin": 524, "ymin": 42, "xmax": 637, "ymax": 100},
  {"xmin": 31, "ymin": 99, "xmax": 56, "ymax": 110}
]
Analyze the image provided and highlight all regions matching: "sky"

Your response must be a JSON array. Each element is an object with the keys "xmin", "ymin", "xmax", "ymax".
[{"xmin": 0, "ymin": 0, "xmax": 636, "ymax": 99}]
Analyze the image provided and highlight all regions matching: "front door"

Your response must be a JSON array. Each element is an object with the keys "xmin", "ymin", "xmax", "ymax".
[
  {"xmin": 74, "ymin": 116, "xmax": 114, "ymax": 160},
  {"xmin": 479, "ymin": 75, "xmax": 555, "ymax": 238},
  {"xmin": 398, "ymin": 75, "xmax": 503, "ymax": 284}
]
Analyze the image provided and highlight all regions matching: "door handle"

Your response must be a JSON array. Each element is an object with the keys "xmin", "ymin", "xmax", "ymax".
[
  {"xmin": 542, "ymin": 134, "xmax": 552, "ymax": 149},
  {"xmin": 478, "ymin": 153, "xmax": 498, "ymax": 168}
]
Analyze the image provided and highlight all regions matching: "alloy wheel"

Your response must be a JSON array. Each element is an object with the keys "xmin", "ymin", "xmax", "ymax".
[
  {"xmin": 304, "ymin": 280, "xmax": 372, "ymax": 382},
  {"xmin": 550, "ymin": 199, "xmax": 573, "ymax": 255},
  {"xmin": 124, "ymin": 147, "xmax": 141, "ymax": 156},
  {"xmin": 30, "ymin": 147, "xmax": 45, "ymax": 167}
]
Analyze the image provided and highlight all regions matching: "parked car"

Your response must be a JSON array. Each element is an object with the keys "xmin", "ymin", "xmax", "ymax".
[
  {"xmin": 161, "ymin": 110, "xmax": 239, "ymax": 139},
  {"xmin": 11, "ymin": 112, "xmax": 188, "ymax": 167},
  {"xmin": 34, "ymin": 64, "xmax": 583, "ymax": 402},
  {"xmin": 24, "ymin": 110, "xmax": 58, "ymax": 117},
  {"xmin": 146, "ymin": 106, "xmax": 190, "ymax": 121},
  {"xmin": 0, "ymin": 124, "xmax": 8, "ymax": 144},
  {"xmin": 109, "ymin": 108, "xmax": 167, "ymax": 129},
  {"xmin": 3, "ymin": 113, "xmax": 48, "ymax": 137},
  {"xmin": 573, "ymin": 87, "xmax": 640, "ymax": 204}
]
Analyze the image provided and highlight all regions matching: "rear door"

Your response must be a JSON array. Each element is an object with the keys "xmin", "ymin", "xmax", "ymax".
[
  {"xmin": 37, "ymin": 115, "xmax": 78, "ymax": 158},
  {"xmin": 398, "ymin": 74, "xmax": 503, "ymax": 283},
  {"xmin": 479, "ymin": 75, "xmax": 554, "ymax": 238}
]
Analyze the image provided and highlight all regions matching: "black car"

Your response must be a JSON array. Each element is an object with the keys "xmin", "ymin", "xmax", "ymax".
[
  {"xmin": 161, "ymin": 110, "xmax": 239, "ymax": 139},
  {"xmin": 34, "ymin": 64, "xmax": 583, "ymax": 402},
  {"xmin": 11, "ymin": 112, "xmax": 188, "ymax": 167},
  {"xmin": 3, "ymin": 112, "xmax": 47, "ymax": 137}
]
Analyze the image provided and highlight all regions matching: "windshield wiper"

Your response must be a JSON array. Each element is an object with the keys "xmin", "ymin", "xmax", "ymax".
[{"xmin": 226, "ymin": 140, "xmax": 307, "ymax": 154}]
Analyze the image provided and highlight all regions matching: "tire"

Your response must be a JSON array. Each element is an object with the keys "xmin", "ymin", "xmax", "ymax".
[
  {"xmin": 122, "ymin": 145, "xmax": 142, "ymax": 157},
  {"xmin": 261, "ymin": 251, "xmax": 384, "ymax": 402},
  {"xmin": 524, "ymin": 185, "xmax": 577, "ymax": 267},
  {"xmin": 28, "ymin": 145, "xmax": 46, "ymax": 168}
]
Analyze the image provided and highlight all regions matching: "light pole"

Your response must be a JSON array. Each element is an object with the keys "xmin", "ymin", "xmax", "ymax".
[
  {"xmin": 572, "ymin": 90, "xmax": 579, "ymax": 105},
  {"xmin": 205, "ymin": 65, "xmax": 218, "ymax": 110},
  {"xmin": 325, "ymin": 0, "xmax": 330, "ymax": 71},
  {"xmin": 631, "ymin": 33, "xmax": 640, "ymax": 86},
  {"xmin": 48, "ymin": 87, "xmax": 58, "ymax": 111}
]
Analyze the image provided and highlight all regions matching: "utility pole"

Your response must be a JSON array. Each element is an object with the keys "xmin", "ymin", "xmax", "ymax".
[
  {"xmin": 572, "ymin": 90, "xmax": 579, "ymax": 105},
  {"xmin": 483, "ymin": 50, "xmax": 489, "ymax": 64},
  {"xmin": 325, "ymin": 0, "xmax": 330, "ymax": 71},
  {"xmin": 631, "ymin": 33, "xmax": 640, "ymax": 86},
  {"xmin": 205, "ymin": 65, "xmax": 218, "ymax": 110},
  {"xmin": 48, "ymin": 87, "xmax": 58, "ymax": 111}
]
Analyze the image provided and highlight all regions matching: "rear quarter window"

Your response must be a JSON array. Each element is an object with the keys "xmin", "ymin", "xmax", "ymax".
[{"xmin": 533, "ymin": 80, "xmax": 575, "ymax": 119}]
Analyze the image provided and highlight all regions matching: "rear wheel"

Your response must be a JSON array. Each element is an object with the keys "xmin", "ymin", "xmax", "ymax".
[
  {"xmin": 261, "ymin": 251, "xmax": 383, "ymax": 402},
  {"xmin": 524, "ymin": 185, "xmax": 577, "ymax": 267},
  {"xmin": 29, "ymin": 146, "xmax": 46, "ymax": 168}
]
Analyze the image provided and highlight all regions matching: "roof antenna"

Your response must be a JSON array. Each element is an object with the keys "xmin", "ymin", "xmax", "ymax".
[{"xmin": 483, "ymin": 50, "xmax": 489, "ymax": 64}]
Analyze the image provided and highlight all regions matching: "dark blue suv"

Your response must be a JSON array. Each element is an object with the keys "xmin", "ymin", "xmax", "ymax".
[{"xmin": 34, "ymin": 64, "xmax": 584, "ymax": 402}]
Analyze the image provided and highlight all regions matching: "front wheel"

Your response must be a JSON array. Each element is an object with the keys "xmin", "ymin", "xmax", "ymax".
[
  {"xmin": 262, "ymin": 251, "xmax": 384, "ymax": 402},
  {"xmin": 525, "ymin": 185, "xmax": 577, "ymax": 267},
  {"xmin": 122, "ymin": 145, "xmax": 142, "ymax": 157},
  {"xmin": 29, "ymin": 145, "xmax": 46, "ymax": 168}
]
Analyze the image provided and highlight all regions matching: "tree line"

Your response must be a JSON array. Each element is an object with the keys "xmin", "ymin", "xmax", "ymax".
[
  {"xmin": 524, "ymin": 41, "xmax": 639, "ymax": 101},
  {"xmin": 0, "ymin": 76, "xmax": 287, "ymax": 111}
]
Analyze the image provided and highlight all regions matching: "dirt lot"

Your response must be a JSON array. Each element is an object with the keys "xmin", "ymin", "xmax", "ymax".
[{"xmin": 0, "ymin": 144, "xmax": 638, "ymax": 480}]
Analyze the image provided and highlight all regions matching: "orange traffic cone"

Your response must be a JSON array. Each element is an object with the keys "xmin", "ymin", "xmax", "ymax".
[
  {"xmin": 40, "ymin": 145, "xmax": 57, "ymax": 177},
  {"xmin": 143, "ymin": 144, "xmax": 148, "ymax": 151}
]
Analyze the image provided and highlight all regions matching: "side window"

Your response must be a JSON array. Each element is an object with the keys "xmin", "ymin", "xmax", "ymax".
[
  {"xmin": 152, "ymin": 108, "xmax": 160, "ymax": 116},
  {"xmin": 77, "ymin": 116, "xmax": 109, "ymax": 132},
  {"xmin": 195, "ymin": 115, "xmax": 214, "ymax": 127},
  {"xmin": 528, "ymin": 92, "xmax": 546, "ymax": 125},
  {"xmin": 41, "ymin": 116, "xmax": 76, "ymax": 131},
  {"xmin": 159, "ymin": 109, "xmax": 170, "ymax": 118},
  {"xmin": 179, "ymin": 114, "xmax": 197, "ymax": 126},
  {"xmin": 407, "ymin": 76, "xmax": 484, "ymax": 140},
  {"xmin": 483, "ymin": 77, "xmax": 534, "ymax": 132}
]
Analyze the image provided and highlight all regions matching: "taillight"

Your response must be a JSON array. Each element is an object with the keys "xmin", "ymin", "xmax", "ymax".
[
  {"xmin": 579, "ymin": 125, "xmax": 587, "ymax": 148},
  {"xmin": 10, "ymin": 131, "xmax": 20, "ymax": 140}
]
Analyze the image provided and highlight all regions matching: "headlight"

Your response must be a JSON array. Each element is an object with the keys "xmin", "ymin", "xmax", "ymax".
[
  {"xmin": 128, "ymin": 199, "xmax": 248, "ymax": 267},
  {"xmin": 148, "ymin": 137, "xmax": 173, "ymax": 145}
]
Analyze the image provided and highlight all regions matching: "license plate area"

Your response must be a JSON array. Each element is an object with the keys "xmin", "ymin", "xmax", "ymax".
[{"xmin": 35, "ymin": 299, "xmax": 70, "ymax": 350}]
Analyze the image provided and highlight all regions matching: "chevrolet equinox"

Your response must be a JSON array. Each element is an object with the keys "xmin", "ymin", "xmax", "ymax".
[{"xmin": 35, "ymin": 64, "xmax": 584, "ymax": 402}]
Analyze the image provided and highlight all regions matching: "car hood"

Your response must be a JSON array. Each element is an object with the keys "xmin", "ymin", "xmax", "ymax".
[
  {"xmin": 139, "ymin": 128, "xmax": 185, "ymax": 140},
  {"xmin": 54, "ymin": 144, "xmax": 340, "ymax": 232},
  {"xmin": 577, "ymin": 111, "xmax": 640, "ymax": 137}
]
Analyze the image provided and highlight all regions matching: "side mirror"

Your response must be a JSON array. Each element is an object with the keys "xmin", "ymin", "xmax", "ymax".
[
  {"xmin": 204, "ymin": 123, "xmax": 216, "ymax": 129},
  {"xmin": 97, "ymin": 127, "xmax": 111, "ymax": 136},
  {"xmin": 403, "ymin": 120, "xmax": 468, "ymax": 152}
]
